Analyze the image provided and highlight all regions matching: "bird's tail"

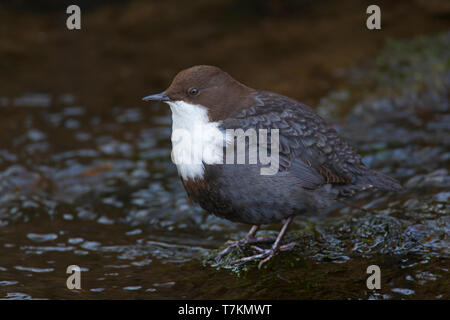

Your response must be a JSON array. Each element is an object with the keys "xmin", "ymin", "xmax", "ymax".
[{"xmin": 363, "ymin": 170, "xmax": 402, "ymax": 192}]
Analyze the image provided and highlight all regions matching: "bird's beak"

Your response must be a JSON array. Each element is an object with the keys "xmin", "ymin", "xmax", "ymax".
[{"xmin": 142, "ymin": 92, "xmax": 170, "ymax": 102}]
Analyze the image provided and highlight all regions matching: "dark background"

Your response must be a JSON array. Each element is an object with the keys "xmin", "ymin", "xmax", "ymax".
[{"xmin": 1, "ymin": 0, "xmax": 449, "ymax": 109}]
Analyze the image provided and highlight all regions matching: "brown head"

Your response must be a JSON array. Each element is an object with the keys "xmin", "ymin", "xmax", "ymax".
[{"xmin": 143, "ymin": 65, "xmax": 253, "ymax": 121}]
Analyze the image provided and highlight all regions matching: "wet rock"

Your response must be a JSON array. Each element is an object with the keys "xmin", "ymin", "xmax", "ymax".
[{"xmin": 405, "ymin": 169, "xmax": 449, "ymax": 189}]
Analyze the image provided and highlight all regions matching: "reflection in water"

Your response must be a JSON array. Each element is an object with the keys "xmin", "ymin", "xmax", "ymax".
[{"xmin": 0, "ymin": 32, "xmax": 449, "ymax": 299}]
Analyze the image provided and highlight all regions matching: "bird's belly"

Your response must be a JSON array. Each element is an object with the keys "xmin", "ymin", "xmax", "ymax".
[{"xmin": 181, "ymin": 164, "xmax": 326, "ymax": 225}]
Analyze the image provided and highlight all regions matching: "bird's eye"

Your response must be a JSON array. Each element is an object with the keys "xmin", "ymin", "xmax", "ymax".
[{"xmin": 188, "ymin": 88, "xmax": 198, "ymax": 96}]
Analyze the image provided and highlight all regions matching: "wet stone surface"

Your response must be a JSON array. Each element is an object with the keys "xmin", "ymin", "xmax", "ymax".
[{"xmin": 0, "ymin": 33, "xmax": 449, "ymax": 299}]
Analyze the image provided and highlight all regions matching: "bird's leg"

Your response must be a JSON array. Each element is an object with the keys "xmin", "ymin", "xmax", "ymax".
[
  {"xmin": 232, "ymin": 216, "xmax": 298, "ymax": 268},
  {"xmin": 244, "ymin": 225, "xmax": 260, "ymax": 241},
  {"xmin": 216, "ymin": 225, "xmax": 260, "ymax": 259}
]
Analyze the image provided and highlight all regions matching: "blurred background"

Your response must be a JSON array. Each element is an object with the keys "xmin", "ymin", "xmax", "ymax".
[{"xmin": 0, "ymin": 0, "xmax": 449, "ymax": 299}]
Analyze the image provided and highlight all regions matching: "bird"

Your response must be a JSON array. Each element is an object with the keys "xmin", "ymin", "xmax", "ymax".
[{"xmin": 142, "ymin": 65, "xmax": 402, "ymax": 268}]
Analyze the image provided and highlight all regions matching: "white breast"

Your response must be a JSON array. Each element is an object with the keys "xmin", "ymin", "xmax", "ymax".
[{"xmin": 166, "ymin": 100, "xmax": 225, "ymax": 180}]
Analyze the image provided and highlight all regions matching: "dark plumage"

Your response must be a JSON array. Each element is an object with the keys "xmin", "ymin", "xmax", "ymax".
[{"xmin": 143, "ymin": 65, "xmax": 402, "ymax": 267}]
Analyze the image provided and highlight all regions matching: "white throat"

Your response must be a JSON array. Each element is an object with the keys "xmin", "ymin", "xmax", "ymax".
[{"xmin": 166, "ymin": 100, "xmax": 225, "ymax": 180}]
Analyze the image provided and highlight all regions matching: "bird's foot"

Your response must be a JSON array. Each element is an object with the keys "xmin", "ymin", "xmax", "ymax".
[
  {"xmin": 216, "ymin": 239, "xmax": 246, "ymax": 259},
  {"xmin": 231, "ymin": 241, "xmax": 298, "ymax": 269},
  {"xmin": 216, "ymin": 235, "xmax": 276, "ymax": 261}
]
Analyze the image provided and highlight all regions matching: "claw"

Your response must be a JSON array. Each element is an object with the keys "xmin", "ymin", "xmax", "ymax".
[
  {"xmin": 231, "ymin": 241, "xmax": 298, "ymax": 268},
  {"xmin": 258, "ymin": 250, "xmax": 276, "ymax": 269},
  {"xmin": 231, "ymin": 250, "xmax": 270, "ymax": 265},
  {"xmin": 227, "ymin": 217, "xmax": 297, "ymax": 268},
  {"xmin": 251, "ymin": 245, "xmax": 265, "ymax": 253},
  {"xmin": 215, "ymin": 225, "xmax": 260, "ymax": 261}
]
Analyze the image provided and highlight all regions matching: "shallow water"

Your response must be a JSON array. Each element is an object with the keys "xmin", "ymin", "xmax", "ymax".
[{"xmin": 0, "ymin": 11, "xmax": 449, "ymax": 299}]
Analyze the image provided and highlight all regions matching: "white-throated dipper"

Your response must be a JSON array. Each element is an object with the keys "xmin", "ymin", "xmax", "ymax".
[{"xmin": 143, "ymin": 65, "xmax": 402, "ymax": 268}]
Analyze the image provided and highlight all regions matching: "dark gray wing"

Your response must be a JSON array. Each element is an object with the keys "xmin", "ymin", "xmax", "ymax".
[{"xmin": 221, "ymin": 90, "xmax": 368, "ymax": 191}]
